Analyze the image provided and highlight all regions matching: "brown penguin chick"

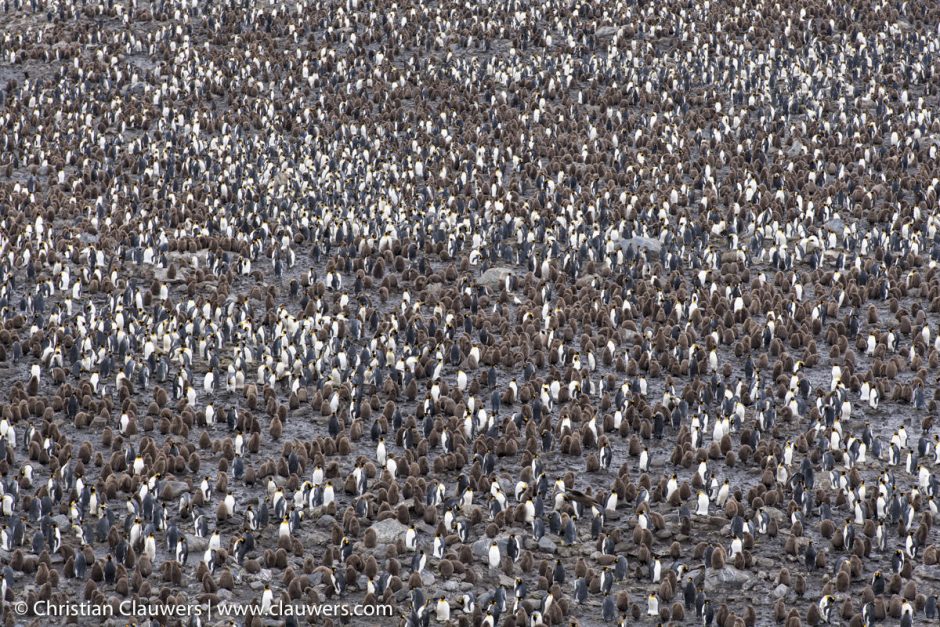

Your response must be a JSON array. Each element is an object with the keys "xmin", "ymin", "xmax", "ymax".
[
  {"xmin": 82, "ymin": 580, "xmax": 98, "ymax": 602},
  {"xmin": 744, "ymin": 605, "xmax": 757, "ymax": 626},
  {"xmin": 710, "ymin": 546, "xmax": 726, "ymax": 570},
  {"xmin": 669, "ymin": 541, "xmax": 682, "ymax": 559},
  {"xmin": 888, "ymin": 595, "xmax": 904, "ymax": 618},
  {"xmin": 791, "ymin": 519, "xmax": 803, "ymax": 537},
  {"xmin": 659, "ymin": 577, "xmax": 674, "ymax": 603},
  {"xmin": 841, "ymin": 598, "xmax": 854, "ymax": 621},
  {"xmin": 218, "ymin": 569, "xmax": 235, "ymax": 590},
  {"xmin": 795, "ymin": 574, "xmax": 806, "ymax": 596},
  {"xmin": 34, "ymin": 563, "xmax": 50, "ymax": 586},
  {"xmin": 924, "ymin": 545, "xmax": 939, "ymax": 566},
  {"xmin": 671, "ymin": 602, "xmax": 685, "ymax": 621},
  {"xmin": 439, "ymin": 559, "xmax": 454, "ymax": 579},
  {"xmin": 807, "ymin": 603, "xmax": 821, "ymax": 625},
  {"xmin": 715, "ymin": 603, "xmax": 730, "ymax": 626},
  {"xmin": 616, "ymin": 591, "xmax": 630, "ymax": 611},
  {"xmin": 520, "ymin": 551, "xmax": 533, "ymax": 573}
]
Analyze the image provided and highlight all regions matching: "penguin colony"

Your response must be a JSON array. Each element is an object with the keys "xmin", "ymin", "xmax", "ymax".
[{"xmin": 0, "ymin": 0, "xmax": 939, "ymax": 625}]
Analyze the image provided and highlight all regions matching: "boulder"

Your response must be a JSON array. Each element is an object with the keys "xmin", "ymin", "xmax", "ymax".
[
  {"xmin": 620, "ymin": 236, "xmax": 662, "ymax": 255},
  {"xmin": 479, "ymin": 267, "xmax": 513, "ymax": 290},
  {"xmin": 368, "ymin": 519, "xmax": 410, "ymax": 545},
  {"xmin": 824, "ymin": 218, "xmax": 846, "ymax": 236},
  {"xmin": 912, "ymin": 564, "xmax": 940, "ymax": 582},
  {"xmin": 537, "ymin": 536, "xmax": 557, "ymax": 553},
  {"xmin": 471, "ymin": 537, "xmax": 491, "ymax": 559},
  {"xmin": 704, "ymin": 566, "xmax": 753, "ymax": 591},
  {"xmin": 162, "ymin": 481, "xmax": 190, "ymax": 500}
]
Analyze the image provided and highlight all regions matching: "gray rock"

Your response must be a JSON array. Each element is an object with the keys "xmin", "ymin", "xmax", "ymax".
[
  {"xmin": 442, "ymin": 579, "xmax": 461, "ymax": 592},
  {"xmin": 154, "ymin": 266, "xmax": 186, "ymax": 284},
  {"xmin": 773, "ymin": 584, "xmax": 790, "ymax": 599},
  {"xmin": 825, "ymin": 218, "xmax": 845, "ymax": 236},
  {"xmin": 753, "ymin": 557, "xmax": 777, "ymax": 570},
  {"xmin": 498, "ymin": 574, "xmax": 516, "ymax": 587},
  {"xmin": 369, "ymin": 518, "xmax": 409, "ymax": 545},
  {"xmin": 162, "ymin": 481, "xmax": 190, "ymax": 499},
  {"xmin": 420, "ymin": 571, "xmax": 436, "ymax": 586},
  {"xmin": 621, "ymin": 330, "xmax": 642, "ymax": 346},
  {"xmin": 762, "ymin": 507, "xmax": 786, "ymax": 524},
  {"xmin": 395, "ymin": 588, "xmax": 410, "ymax": 603},
  {"xmin": 596, "ymin": 26, "xmax": 618, "ymax": 38},
  {"xmin": 620, "ymin": 236, "xmax": 662, "ymax": 254},
  {"xmin": 472, "ymin": 538, "xmax": 491, "ymax": 558},
  {"xmin": 654, "ymin": 528, "xmax": 674, "ymax": 540},
  {"xmin": 51, "ymin": 515, "xmax": 70, "ymax": 530},
  {"xmin": 537, "ymin": 537, "xmax": 557, "ymax": 553},
  {"xmin": 479, "ymin": 267, "xmax": 513, "ymax": 290},
  {"xmin": 704, "ymin": 567, "xmax": 753, "ymax": 590},
  {"xmin": 185, "ymin": 533, "xmax": 209, "ymax": 553},
  {"xmin": 912, "ymin": 565, "xmax": 940, "ymax": 582},
  {"xmin": 576, "ymin": 273, "xmax": 601, "ymax": 288},
  {"xmin": 270, "ymin": 170, "xmax": 291, "ymax": 188},
  {"xmin": 301, "ymin": 530, "xmax": 331, "ymax": 546}
]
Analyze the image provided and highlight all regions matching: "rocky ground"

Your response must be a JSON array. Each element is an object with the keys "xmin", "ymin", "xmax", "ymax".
[{"xmin": 1, "ymin": 0, "xmax": 940, "ymax": 626}]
